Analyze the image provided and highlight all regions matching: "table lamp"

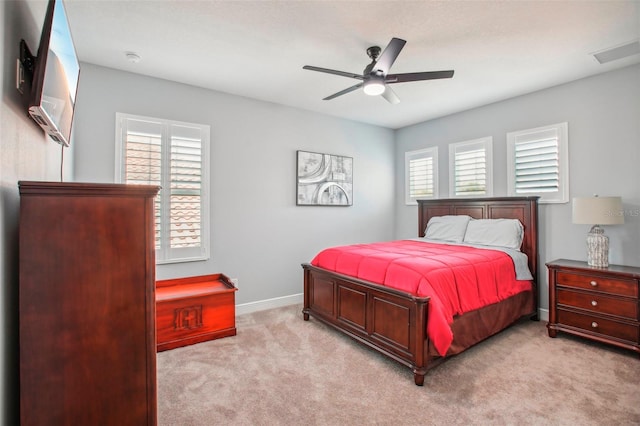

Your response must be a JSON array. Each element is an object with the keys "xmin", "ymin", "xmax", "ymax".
[{"xmin": 572, "ymin": 196, "xmax": 624, "ymax": 268}]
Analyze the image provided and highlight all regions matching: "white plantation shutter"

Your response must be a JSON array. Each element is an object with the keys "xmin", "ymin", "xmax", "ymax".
[
  {"xmin": 169, "ymin": 125, "xmax": 203, "ymax": 250},
  {"xmin": 410, "ymin": 157, "xmax": 433, "ymax": 196},
  {"xmin": 454, "ymin": 147, "xmax": 486, "ymax": 195},
  {"xmin": 507, "ymin": 123, "xmax": 569, "ymax": 203},
  {"xmin": 514, "ymin": 137, "xmax": 559, "ymax": 193},
  {"xmin": 405, "ymin": 147, "xmax": 438, "ymax": 204},
  {"xmin": 116, "ymin": 113, "xmax": 210, "ymax": 263},
  {"xmin": 449, "ymin": 137, "xmax": 493, "ymax": 197},
  {"xmin": 121, "ymin": 119, "xmax": 163, "ymax": 249}
]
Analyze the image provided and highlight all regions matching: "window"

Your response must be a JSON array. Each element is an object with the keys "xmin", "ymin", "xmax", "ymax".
[
  {"xmin": 507, "ymin": 122, "xmax": 569, "ymax": 203},
  {"xmin": 115, "ymin": 113, "xmax": 210, "ymax": 263},
  {"xmin": 449, "ymin": 137, "xmax": 493, "ymax": 197},
  {"xmin": 405, "ymin": 147, "xmax": 438, "ymax": 204}
]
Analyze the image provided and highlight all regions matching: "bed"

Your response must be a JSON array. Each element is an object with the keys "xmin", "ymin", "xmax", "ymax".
[{"xmin": 302, "ymin": 197, "xmax": 539, "ymax": 385}]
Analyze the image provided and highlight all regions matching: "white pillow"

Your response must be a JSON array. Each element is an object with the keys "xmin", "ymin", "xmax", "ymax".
[
  {"xmin": 425, "ymin": 215, "xmax": 471, "ymax": 243},
  {"xmin": 463, "ymin": 219, "xmax": 524, "ymax": 250}
]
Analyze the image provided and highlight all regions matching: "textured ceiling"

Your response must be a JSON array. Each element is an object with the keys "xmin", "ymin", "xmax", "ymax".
[{"xmin": 50, "ymin": 1, "xmax": 640, "ymax": 128}]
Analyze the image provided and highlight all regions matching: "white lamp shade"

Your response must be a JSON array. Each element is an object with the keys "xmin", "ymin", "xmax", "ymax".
[{"xmin": 572, "ymin": 196, "xmax": 624, "ymax": 225}]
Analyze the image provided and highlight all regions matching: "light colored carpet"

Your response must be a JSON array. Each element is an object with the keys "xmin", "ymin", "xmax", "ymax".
[{"xmin": 157, "ymin": 304, "xmax": 639, "ymax": 425}]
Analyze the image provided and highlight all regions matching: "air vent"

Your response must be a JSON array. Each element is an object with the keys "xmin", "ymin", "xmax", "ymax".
[{"xmin": 592, "ymin": 40, "xmax": 640, "ymax": 64}]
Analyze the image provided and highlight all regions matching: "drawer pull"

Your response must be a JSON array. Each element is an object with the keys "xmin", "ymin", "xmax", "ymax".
[
  {"xmin": 591, "ymin": 300, "xmax": 598, "ymax": 306},
  {"xmin": 591, "ymin": 321, "xmax": 598, "ymax": 328},
  {"xmin": 590, "ymin": 280, "xmax": 597, "ymax": 287}
]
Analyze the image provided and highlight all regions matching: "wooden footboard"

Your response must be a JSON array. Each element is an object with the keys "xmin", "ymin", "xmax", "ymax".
[{"xmin": 302, "ymin": 264, "xmax": 431, "ymax": 385}]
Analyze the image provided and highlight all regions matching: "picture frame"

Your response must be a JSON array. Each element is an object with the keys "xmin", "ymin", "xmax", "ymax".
[{"xmin": 296, "ymin": 150, "xmax": 353, "ymax": 206}]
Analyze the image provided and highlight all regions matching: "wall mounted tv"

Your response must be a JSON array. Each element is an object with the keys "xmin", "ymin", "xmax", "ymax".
[{"xmin": 27, "ymin": 0, "xmax": 80, "ymax": 147}]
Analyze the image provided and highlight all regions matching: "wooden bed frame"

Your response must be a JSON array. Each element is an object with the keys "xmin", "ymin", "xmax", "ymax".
[{"xmin": 302, "ymin": 197, "xmax": 539, "ymax": 385}]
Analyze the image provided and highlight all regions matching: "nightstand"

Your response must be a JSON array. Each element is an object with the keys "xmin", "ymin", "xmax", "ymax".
[{"xmin": 546, "ymin": 259, "xmax": 640, "ymax": 357}]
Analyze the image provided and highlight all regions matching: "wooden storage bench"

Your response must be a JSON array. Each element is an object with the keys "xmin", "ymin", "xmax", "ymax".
[{"xmin": 156, "ymin": 274, "xmax": 238, "ymax": 352}]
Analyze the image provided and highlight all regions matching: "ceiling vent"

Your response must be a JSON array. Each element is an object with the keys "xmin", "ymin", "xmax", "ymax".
[{"xmin": 592, "ymin": 40, "xmax": 640, "ymax": 64}]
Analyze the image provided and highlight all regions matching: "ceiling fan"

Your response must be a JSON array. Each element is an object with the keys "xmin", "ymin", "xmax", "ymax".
[{"xmin": 303, "ymin": 37, "xmax": 454, "ymax": 104}]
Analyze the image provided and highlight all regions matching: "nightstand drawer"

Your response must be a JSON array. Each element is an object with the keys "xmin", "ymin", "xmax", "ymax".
[
  {"xmin": 557, "ymin": 289, "xmax": 637, "ymax": 320},
  {"xmin": 557, "ymin": 309, "xmax": 638, "ymax": 342},
  {"xmin": 556, "ymin": 271, "xmax": 637, "ymax": 297}
]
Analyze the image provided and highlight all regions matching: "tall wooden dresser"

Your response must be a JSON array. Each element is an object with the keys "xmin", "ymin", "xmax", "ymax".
[{"xmin": 19, "ymin": 181, "xmax": 160, "ymax": 425}]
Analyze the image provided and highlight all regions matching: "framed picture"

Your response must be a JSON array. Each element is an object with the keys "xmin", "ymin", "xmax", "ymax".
[{"xmin": 296, "ymin": 150, "xmax": 353, "ymax": 206}]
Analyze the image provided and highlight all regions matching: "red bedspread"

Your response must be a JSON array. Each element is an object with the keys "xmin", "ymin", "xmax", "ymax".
[{"xmin": 311, "ymin": 240, "xmax": 532, "ymax": 356}]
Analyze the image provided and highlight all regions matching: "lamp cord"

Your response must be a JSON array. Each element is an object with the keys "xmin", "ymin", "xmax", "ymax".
[{"xmin": 60, "ymin": 144, "xmax": 64, "ymax": 182}]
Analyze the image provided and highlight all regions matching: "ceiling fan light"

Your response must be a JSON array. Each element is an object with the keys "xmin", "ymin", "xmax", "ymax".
[{"xmin": 363, "ymin": 80, "xmax": 385, "ymax": 96}]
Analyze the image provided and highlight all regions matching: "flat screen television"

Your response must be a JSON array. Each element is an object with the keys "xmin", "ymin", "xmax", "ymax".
[{"xmin": 28, "ymin": 0, "xmax": 80, "ymax": 147}]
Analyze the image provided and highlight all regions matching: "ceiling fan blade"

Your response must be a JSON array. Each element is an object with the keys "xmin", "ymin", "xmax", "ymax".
[
  {"xmin": 303, "ymin": 65, "xmax": 364, "ymax": 80},
  {"xmin": 386, "ymin": 70, "xmax": 455, "ymax": 83},
  {"xmin": 372, "ymin": 38, "xmax": 406, "ymax": 75},
  {"xmin": 323, "ymin": 83, "xmax": 363, "ymax": 100},
  {"xmin": 381, "ymin": 86, "xmax": 400, "ymax": 104}
]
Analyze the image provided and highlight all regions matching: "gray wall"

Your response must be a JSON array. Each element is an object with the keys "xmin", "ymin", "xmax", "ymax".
[
  {"xmin": 73, "ymin": 63, "xmax": 396, "ymax": 305},
  {"xmin": 394, "ymin": 64, "xmax": 640, "ymax": 314},
  {"xmin": 1, "ymin": 1, "xmax": 75, "ymax": 423}
]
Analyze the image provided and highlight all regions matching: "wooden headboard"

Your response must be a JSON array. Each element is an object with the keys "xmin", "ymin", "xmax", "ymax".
[{"xmin": 417, "ymin": 197, "xmax": 540, "ymax": 286}]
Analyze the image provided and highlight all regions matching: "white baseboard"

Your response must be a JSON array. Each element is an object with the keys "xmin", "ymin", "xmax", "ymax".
[
  {"xmin": 236, "ymin": 293, "xmax": 303, "ymax": 316},
  {"xmin": 538, "ymin": 308, "xmax": 549, "ymax": 322}
]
